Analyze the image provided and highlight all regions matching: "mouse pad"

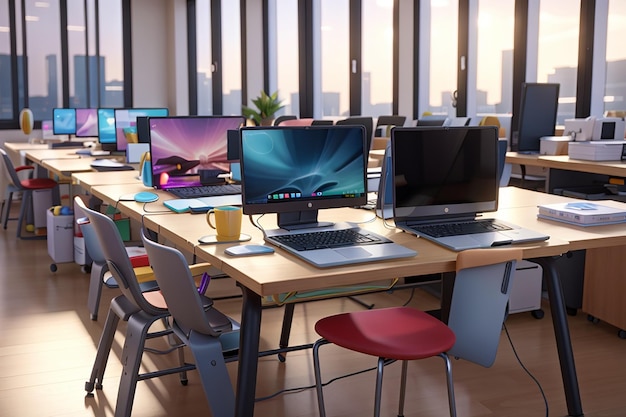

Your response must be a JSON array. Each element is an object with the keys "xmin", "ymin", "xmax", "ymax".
[{"xmin": 134, "ymin": 191, "xmax": 159, "ymax": 203}]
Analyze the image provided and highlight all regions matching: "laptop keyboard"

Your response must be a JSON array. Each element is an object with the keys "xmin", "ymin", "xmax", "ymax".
[
  {"xmin": 167, "ymin": 184, "xmax": 241, "ymax": 199},
  {"xmin": 410, "ymin": 219, "xmax": 512, "ymax": 238},
  {"xmin": 270, "ymin": 228, "xmax": 386, "ymax": 252}
]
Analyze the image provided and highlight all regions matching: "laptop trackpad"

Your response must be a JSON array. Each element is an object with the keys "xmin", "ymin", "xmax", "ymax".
[{"xmin": 335, "ymin": 247, "xmax": 373, "ymax": 259}]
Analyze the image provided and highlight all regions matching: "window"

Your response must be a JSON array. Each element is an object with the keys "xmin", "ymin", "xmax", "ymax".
[
  {"xmin": 196, "ymin": 0, "xmax": 214, "ymax": 115},
  {"xmin": 269, "ymin": 0, "xmax": 299, "ymax": 116},
  {"xmin": 221, "ymin": 1, "xmax": 242, "ymax": 115},
  {"xmin": 0, "ymin": 0, "xmax": 13, "ymax": 122},
  {"xmin": 604, "ymin": 0, "xmax": 626, "ymax": 114},
  {"xmin": 320, "ymin": 0, "xmax": 349, "ymax": 117}
]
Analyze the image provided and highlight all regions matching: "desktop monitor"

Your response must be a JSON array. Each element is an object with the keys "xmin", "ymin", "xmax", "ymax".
[
  {"xmin": 114, "ymin": 108, "xmax": 169, "ymax": 151},
  {"xmin": 239, "ymin": 125, "xmax": 368, "ymax": 229},
  {"xmin": 511, "ymin": 82, "xmax": 560, "ymax": 153},
  {"xmin": 97, "ymin": 108, "xmax": 117, "ymax": 151},
  {"xmin": 75, "ymin": 108, "xmax": 99, "ymax": 137},
  {"xmin": 136, "ymin": 117, "xmax": 151, "ymax": 143},
  {"xmin": 52, "ymin": 108, "xmax": 76, "ymax": 135},
  {"xmin": 148, "ymin": 115, "xmax": 245, "ymax": 189}
]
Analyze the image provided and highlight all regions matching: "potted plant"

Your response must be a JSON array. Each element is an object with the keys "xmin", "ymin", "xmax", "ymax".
[{"xmin": 242, "ymin": 90, "xmax": 285, "ymax": 126}]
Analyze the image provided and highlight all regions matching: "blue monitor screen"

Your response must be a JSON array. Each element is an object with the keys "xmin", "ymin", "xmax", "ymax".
[
  {"xmin": 148, "ymin": 116, "xmax": 245, "ymax": 189},
  {"xmin": 75, "ymin": 108, "xmax": 99, "ymax": 137},
  {"xmin": 240, "ymin": 126, "xmax": 367, "ymax": 219},
  {"xmin": 97, "ymin": 108, "xmax": 117, "ymax": 146},
  {"xmin": 115, "ymin": 108, "xmax": 169, "ymax": 151},
  {"xmin": 52, "ymin": 108, "xmax": 76, "ymax": 135}
]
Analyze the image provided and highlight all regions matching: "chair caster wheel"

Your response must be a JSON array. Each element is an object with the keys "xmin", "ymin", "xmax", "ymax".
[
  {"xmin": 180, "ymin": 379, "xmax": 188, "ymax": 386},
  {"xmin": 85, "ymin": 381, "xmax": 95, "ymax": 392},
  {"xmin": 531, "ymin": 309, "xmax": 544, "ymax": 319},
  {"xmin": 618, "ymin": 329, "xmax": 626, "ymax": 339},
  {"xmin": 587, "ymin": 314, "xmax": 600, "ymax": 324},
  {"xmin": 90, "ymin": 314, "xmax": 97, "ymax": 321},
  {"xmin": 50, "ymin": 263, "xmax": 57, "ymax": 272},
  {"xmin": 277, "ymin": 353, "xmax": 286, "ymax": 363}
]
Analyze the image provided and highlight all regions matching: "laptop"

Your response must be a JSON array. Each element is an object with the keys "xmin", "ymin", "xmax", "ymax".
[
  {"xmin": 148, "ymin": 116, "xmax": 245, "ymax": 199},
  {"xmin": 391, "ymin": 126, "xmax": 549, "ymax": 251},
  {"xmin": 239, "ymin": 125, "xmax": 417, "ymax": 268}
]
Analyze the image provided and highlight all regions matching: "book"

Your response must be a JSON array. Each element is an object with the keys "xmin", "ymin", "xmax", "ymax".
[{"xmin": 537, "ymin": 201, "xmax": 626, "ymax": 226}]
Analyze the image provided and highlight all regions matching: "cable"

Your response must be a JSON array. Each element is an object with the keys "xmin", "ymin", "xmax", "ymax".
[{"xmin": 503, "ymin": 322, "xmax": 549, "ymax": 417}]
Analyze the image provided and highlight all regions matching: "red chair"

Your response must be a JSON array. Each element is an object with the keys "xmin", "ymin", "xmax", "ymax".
[
  {"xmin": 1, "ymin": 148, "xmax": 58, "ymax": 239},
  {"xmin": 312, "ymin": 248, "xmax": 522, "ymax": 417}
]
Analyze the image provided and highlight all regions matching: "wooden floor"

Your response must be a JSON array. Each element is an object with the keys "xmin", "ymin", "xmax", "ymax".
[{"xmin": 1, "ymin": 202, "xmax": 625, "ymax": 417}]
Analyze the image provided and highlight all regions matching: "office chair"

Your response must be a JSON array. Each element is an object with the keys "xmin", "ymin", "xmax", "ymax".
[
  {"xmin": 141, "ymin": 230, "xmax": 239, "ymax": 417},
  {"xmin": 277, "ymin": 118, "xmax": 314, "ymax": 126},
  {"xmin": 80, "ymin": 201, "xmax": 217, "ymax": 417},
  {"xmin": 1, "ymin": 148, "xmax": 59, "ymax": 239},
  {"xmin": 312, "ymin": 248, "xmax": 522, "ymax": 417},
  {"xmin": 311, "ymin": 119, "xmax": 334, "ymax": 126},
  {"xmin": 336, "ymin": 117, "xmax": 374, "ymax": 151},
  {"xmin": 273, "ymin": 115, "xmax": 298, "ymax": 126},
  {"xmin": 375, "ymin": 115, "xmax": 406, "ymax": 136}
]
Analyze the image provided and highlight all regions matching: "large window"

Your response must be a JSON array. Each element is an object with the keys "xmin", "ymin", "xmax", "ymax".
[
  {"xmin": 320, "ymin": 0, "xmax": 349, "ymax": 117},
  {"xmin": 97, "ymin": 2, "xmax": 123, "ymax": 108},
  {"xmin": 0, "ymin": 0, "xmax": 13, "ymax": 121},
  {"xmin": 604, "ymin": 0, "xmax": 626, "ymax": 114},
  {"xmin": 196, "ymin": 0, "xmax": 214, "ymax": 115},
  {"xmin": 536, "ymin": 0, "xmax": 580, "ymax": 124},
  {"xmin": 221, "ymin": 1, "xmax": 242, "ymax": 115},
  {"xmin": 270, "ymin": 0, "xmax": 299, "ymax": 116}
]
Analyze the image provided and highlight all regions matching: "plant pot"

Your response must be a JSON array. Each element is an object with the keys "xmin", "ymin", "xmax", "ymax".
[{"xmin": 260, "ymin": 118, "xmax": 274, "ymax": 126}]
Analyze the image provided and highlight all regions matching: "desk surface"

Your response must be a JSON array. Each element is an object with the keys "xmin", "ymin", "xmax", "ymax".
[
  {"xmin": 72, "ymin": 170, "xmax": 141, "ymax": 191},
  {"xmin": 506, "ymin": 152, "xmax": 626, "ymax": 177}
]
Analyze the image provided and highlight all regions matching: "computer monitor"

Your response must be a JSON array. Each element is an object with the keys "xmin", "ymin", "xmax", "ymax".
[
  {"xmin": 239, "ymin": 125, "xmax": 368, "ymax": 229},
  {"xmin": 97, "ymin": 108, "xmax": 117, "ymax": 151},
  {"xmin": 52, "ymin": 108, "xmax": 76, "ymax": 135},
  {"xmin": 114, "ymin": 108, "xmax": 169, "ymax": 151},
  {"xmin": 511, "ymin": 82, "xmax": 560, "ymax": 153},
  {"xmin": 148, "ymin": 115, "xmax": 245, "ymax": 189},
  {"xmin": 136, "ymin": 116, "xmax": 151, "ymax": 143},
  {"xmin": 75, "ymin": 108, "xmax": 99, "ymax": 137}
]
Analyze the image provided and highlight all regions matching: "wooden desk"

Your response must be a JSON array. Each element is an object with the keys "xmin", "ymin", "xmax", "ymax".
[
  {"xmin": 3, "ymin": 141, "xmax": 49, "ymax": 166},
  {"xmin": 71, "ymin": 170, "xmax": 141, "ymax": 192},
  {"xmin": 85, "ymin": 184, "xmax": 588, "ymax": 417}
]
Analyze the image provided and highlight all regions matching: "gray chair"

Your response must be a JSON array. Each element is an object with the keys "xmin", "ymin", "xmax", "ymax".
[
  {"xmin": 1, "ymin": 148, "xmax": 59, "ymax": 239},
  {"xmin": 80, "ymin": 200, "xmax": 194, "ymax": 417},
  {"xmin": 312, "ymin": 248, "xmax": 522, "ymax": 417},
  {"xmin": 141, "ymin": 229, "xmax": 239, "ymax": 417}
]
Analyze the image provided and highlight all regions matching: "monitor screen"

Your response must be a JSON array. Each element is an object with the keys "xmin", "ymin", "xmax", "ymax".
[
  {"xmin": 75, "ymin": 108, "xmax": 99, "ymax": 137},
  {"xmin": 115, "ymin": 108, "xmax": 169, "ymax": 151},
  {"xmin": 240, "ymin": 125, "xmax": 368, "ymax": 228},
  {"xmin": 391, "ymin": 126, "xmax": 499, "ymax": 220},
  {"xmin": 52, "ymin": 108, "xmax": 76, "ymax": 135},
  {"xmin": 97, "ymin": 108, "xmax": 117, "ymax": 149},
  {"xmin": 136, "ymin": 116, "xmax": 151, "ymax": 143},
  {"xmin": 148, "ymin": 116, "xmax": 245, "ymax": 189},
  {"xmin": 512, "ymin": 83, "xmax": 560, "ymax": 153}
]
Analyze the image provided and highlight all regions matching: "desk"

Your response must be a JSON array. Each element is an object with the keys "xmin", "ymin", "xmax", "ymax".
[
  {"xmin": 88, "ymin": 182, "xmax": 588, "ymax": 417},
  {"xmin": 71, "ymin": 170, "xmax": 142, "ymax": 193}
]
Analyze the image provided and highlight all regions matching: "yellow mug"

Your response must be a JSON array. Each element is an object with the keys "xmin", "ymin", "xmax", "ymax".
[{"xmin": 206, "ymin": 206, "xmax": 242, "ymax": 240}]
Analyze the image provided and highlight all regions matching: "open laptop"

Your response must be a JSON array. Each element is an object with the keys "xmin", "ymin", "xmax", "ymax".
[
  {"xmin": 239, "ymin": 125, "xmax": 417, "ymax": 268},
  {"xmin": 148, "ymin": 116, "xmax": 245, "ymax": 201},
  {"xmin": 392, "ymin": 126, "xmax": 549, "ymax": 251}
]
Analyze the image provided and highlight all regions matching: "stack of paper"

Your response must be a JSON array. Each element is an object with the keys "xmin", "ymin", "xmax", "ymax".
[
  {"xmin": 537, "ymin": 201, "xmax": 626, "ymax": 226},
  {"xmin": 568, "ymin": 141, "xmax": 626, "ymax": 161}
]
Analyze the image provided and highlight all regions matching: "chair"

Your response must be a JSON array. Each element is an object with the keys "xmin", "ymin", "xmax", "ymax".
[
  {"xmin": 277, "ymin": 118, "xmax": 314, "ymax": 126},
  {"xmin": 141, "ymin": 230, "xmax": 239, "ymax": 417},
  {"xmin": 80, "ymin": 201, "xmax": 201, "ymax": 417},
  {"xmin": 273, "ymin": 115, "xmax": 298, "ymax": 126},
  {"xmin": 311, "ymin": 119, "xmax": 334, "ymax": 126},
  {"xmin": 312, "ymin": 247, "xmax": 522, "ymax": 417},
  {"xmin": 375, "ymin": 115, "xmax": 406, "ymax": 136},
  {"xmin": 479, "ymin": 115, "xmax": 506, "ymax": 138},
  {"xmin": 336, "ymin": 117, "xmax": 374, "ymax": 151},
  {"xmin": 1, "ymin": 148, "xmax": 59, "ymax": 239}
]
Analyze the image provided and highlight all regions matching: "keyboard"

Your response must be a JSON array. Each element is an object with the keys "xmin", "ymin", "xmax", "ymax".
[
  {"xmin": 409, "ymin": 219, "xmax": 512, "ymax": 238},
  {"xmin": 269, "ymin": 228, "xmax": 386, "ymax": 252},
  {"xmin": 166, "ymin": 184, "xmax": 241, "ymax": 199}
]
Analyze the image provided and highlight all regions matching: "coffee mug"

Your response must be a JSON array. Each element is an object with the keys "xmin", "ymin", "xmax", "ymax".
[{"xmin": 206, "ymin": 206, "xmax": 242, "ymax": 240}]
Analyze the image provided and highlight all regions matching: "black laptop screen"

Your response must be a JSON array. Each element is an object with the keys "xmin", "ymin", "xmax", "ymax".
[
  {"xmin": 148, "ymin": 116, "xmax": 245, "ymax": 189},
  {"xmin": 391, "ymin": 126, "xmax": 499, "ymax": 220}
]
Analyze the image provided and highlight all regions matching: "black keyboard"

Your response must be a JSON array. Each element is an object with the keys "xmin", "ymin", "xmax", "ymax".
[
  {"xmin": 410, "ymin": 219, "xmax": 512, "ymax": 238},
  {"xmin": 167, "ymin": 184, "xmax": 241, "ymax": 199},
  {"xmin": 270, "ymin": 228, "xmax": 386, "ymax": 252}
]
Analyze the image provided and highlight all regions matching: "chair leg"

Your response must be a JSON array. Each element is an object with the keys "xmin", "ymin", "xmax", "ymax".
[
  {"xmin": 277, "ymin": 303, "xmax": 295, "ymax": 362},
  {"xmin": 398, "ymin": 360, "xmax": 408, "ymax": 417},
  {"xmin": 187, "ymin": 332, "xmax": 235, "ymax": 417},
  {"xmin": 312, "ymin": 338, "xmax": 331, "ymax": 417},
  {"xmin": 3, "ymin": 191, "xmax": 13, "ymax": 229},
  {"xmin": 439, "ymin": 353, "xmax": 457, "ymax": 417},
  {"xmin": 16, "ymin": 190, "xmax": 30, "ymax": 238},
  {"xmin": 87, "ymin": 261, "xmax": 107, "ymax": 321},
  {"xmin": 85, "ymin": 305, "xmax": 121, "ymax": 392},
  {"xmin": 373, "ymin": 357, "xmax": 385, "ymax": 417}
]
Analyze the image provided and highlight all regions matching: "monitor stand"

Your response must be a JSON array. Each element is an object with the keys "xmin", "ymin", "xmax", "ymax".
[{"xmin": 277, "ymin": 210, "xmax": 334, "ymax": 231}]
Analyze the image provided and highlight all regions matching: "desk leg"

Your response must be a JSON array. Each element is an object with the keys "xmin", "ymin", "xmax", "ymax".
[
  {"xmin": 235, "ymin": 285, "xmax": 262, "ymax": 417},
  {"xmin": 532, "ymin": 256, "xmax": 584, "ymax": 417}
]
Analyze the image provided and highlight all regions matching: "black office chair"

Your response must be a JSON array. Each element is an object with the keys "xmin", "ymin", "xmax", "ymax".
[
  {"xmin": 336, "ymin": 117, "xmax": 374, "ymax": 151},
  {"xmin": 375, "ymin": 115, "xmax": 406, "ymax": 136}
]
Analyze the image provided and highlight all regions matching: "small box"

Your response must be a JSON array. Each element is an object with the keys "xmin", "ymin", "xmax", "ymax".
[
  {"xmin": 47, "ymin": 209, "xmax": 74, "ymax": 263},
  {"xmin": 568, "ymin": 141, "xmax": 626, "ymax": 161},
  {"xmin": 540, "ymin": 136, "xmax": 570, "ymax": 155},
  {"xmin": 509, "ymin": 260, "xmax": 543, "ymax": 314}
]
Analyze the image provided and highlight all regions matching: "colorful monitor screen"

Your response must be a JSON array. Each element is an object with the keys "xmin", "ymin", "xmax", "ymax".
[
  {"xmin": 97, "ymin": 108, "xmax": 117, "ymax": 148},
  {"xmin": 114, "ymin": 108, "xmax": 168, "ymax": 151},
  {"xmin": 52, "ymin": 108, "xmax": 76, "ymax": 135},
  {"xmin": 75, "ymin": 108, "xmax": 99, "ymax": 137}
]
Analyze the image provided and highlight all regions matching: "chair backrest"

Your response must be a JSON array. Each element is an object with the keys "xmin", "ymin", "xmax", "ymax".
[
  {"xmin": 73, "ymin": 197, "xmax": 106, "ymax": 264},
  {"xmin": 141, "ymin": 230, "xmax": 229, "ymax": 337},
  {"xmin": 446, "ymin": 248, "xmax": 522, "ymax": 367},
  {"xmin": 0, "ymin": 149, "xmax": 24, "ymax": 189},
  {"xmin": 335, "ymin": 117, "xmax": 374, "ymax": 151},
  {"xmin": 80, "ymin": 200, "xmax": 164, "ymax": 316},
  {"xmin": 277, "ymin": 118, "xmax": 314, "ymax": 126},
  {"xmin": 273, "ymin": 115, "xmax": 298, "ymax": 126},
  {"xmin": 376, "ymin": 115, "xmax": 406, "ymax": 128}
]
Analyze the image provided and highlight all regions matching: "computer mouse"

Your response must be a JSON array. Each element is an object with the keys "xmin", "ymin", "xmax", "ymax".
[{"xmin": 134, "ymin": 191, "xmax": 159, "ymax": 203}]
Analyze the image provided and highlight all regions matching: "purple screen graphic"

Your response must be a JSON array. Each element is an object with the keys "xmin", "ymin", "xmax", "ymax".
[
  {"xmin": 75, "ymin": 109, "xmax": 98, "ymax": 137},
  {"xmin": 149, "ymin": 116, "xmax": 244, "ymax": 189}
]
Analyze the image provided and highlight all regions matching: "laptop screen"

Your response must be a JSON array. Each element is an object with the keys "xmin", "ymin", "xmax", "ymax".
[
  {"xmin": 391, "ymin": 126, "xmax": 499, "ymax": 220},
  {"xmin": 148, "ymin": 116, "xmax": 245, "ymax": 189}
]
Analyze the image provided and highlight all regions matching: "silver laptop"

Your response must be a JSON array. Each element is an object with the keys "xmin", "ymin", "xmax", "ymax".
[
  {"xmin": 239, "ymin": 125, "xmax": 417, "ymax": 268},
  {"xmin": 391, "ymin": 126, "xmax": 549, "ymax": 251}
]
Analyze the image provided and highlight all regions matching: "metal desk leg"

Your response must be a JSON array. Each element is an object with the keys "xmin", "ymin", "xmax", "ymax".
[
  {"xmin": 235, "ymin": 285, "xmax": 263, "ymax": 417},
  {"xmin": 532, "ymin": 256, "xmax": 584, "ymax": 417}
]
